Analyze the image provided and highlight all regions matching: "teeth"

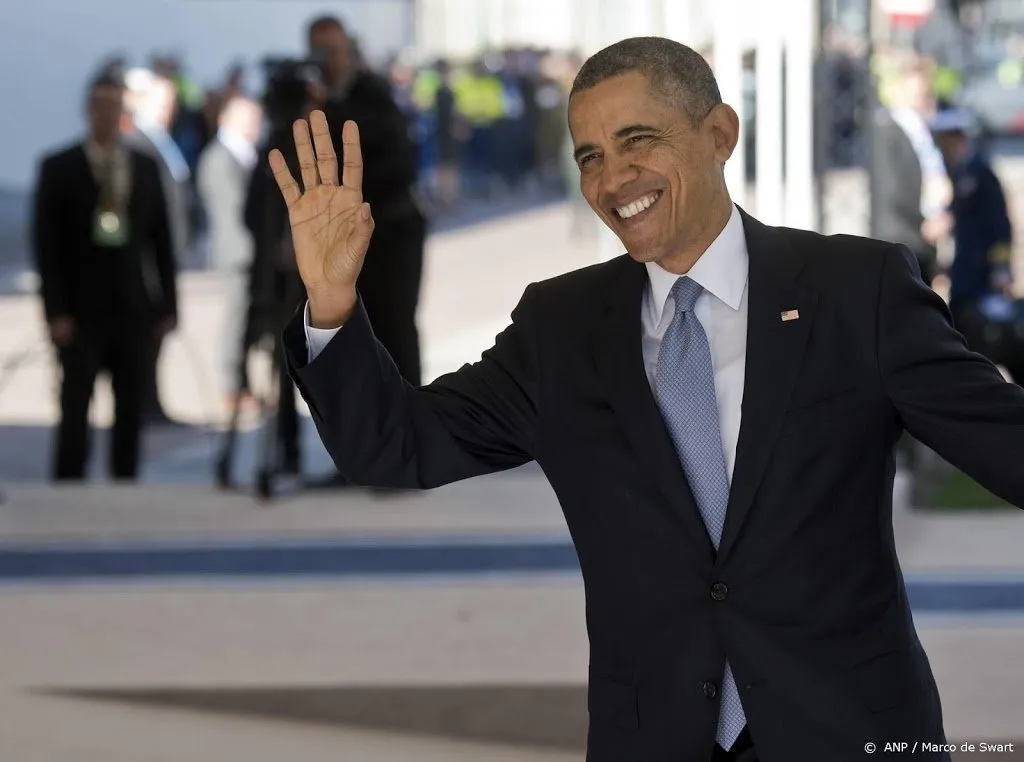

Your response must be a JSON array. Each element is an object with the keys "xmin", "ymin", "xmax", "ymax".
[{"xmin": 616, "ymin": 192, "xmax": 659, "ymax": 219}]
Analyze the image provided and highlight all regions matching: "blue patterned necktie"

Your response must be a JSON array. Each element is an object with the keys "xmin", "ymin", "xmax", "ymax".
[{"xmin": 654, "ymin": 276, "xmax": 746, "ymax": 750}]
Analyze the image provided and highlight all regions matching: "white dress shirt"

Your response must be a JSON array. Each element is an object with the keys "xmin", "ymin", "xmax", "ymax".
[
  {"xmin": 216, "ymin": 127, "xmax": 258, "ymax": 171},
  {"xmin": 83, "ymin": 138, "xmax": 132, "ymax": 211},
  {"xmin": 303, "ymin": 204, "xmax": 750, "ymax": 478},
  {"xmin": 642, "ymin": 204, "xmax": 749, "ymax": 481}
]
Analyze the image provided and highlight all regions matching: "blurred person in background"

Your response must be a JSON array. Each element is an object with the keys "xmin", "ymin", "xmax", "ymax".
[
  {"xmin": 307, "ymin": 14, "xmax": 425, "ymax": 388},
  {"xmin": 870, "ymin": 56, "xmax": 951, "ymax": 288},
  {"xmin": 196, "ymin": 96, "xmax": 262, "ymax": 411},
  {"xmin": 153, "ymin": 54, "xmax": 215, "ymax": 243},
  {"xmin": 31, "ymin": 71, "xmax": 177, "ymax": 481},
  {"xmin": 533, "ymin": 52, "xmax": 571, "ymax": 191},
  {"xmin": 559, "ymin": 52, "xmax": 592, "ymax": 237},
  {"xmin": 241, "ymin": 61, "xmax": 320, "ymax": 476},
  {"xmin": 491, "ymin": 51, "xmax": 530, "ymax": 195},
  {"xmin": 124, "ymin": 68, "xmax": 189, "ymax": 425},
  {"xmin": 930, "ymin": 108, "xmax": 1021, "ymax": 381},
  {"xmin": 432, "ymin": 59, "xmax": 461, "ymax": 210},
  {"xmin": 457, "ymin": 60, "xmax": 504, "ymax": 198},
  {"xmin": 152, "ymin": 54, "xmax": 211, "ymax": 177}
]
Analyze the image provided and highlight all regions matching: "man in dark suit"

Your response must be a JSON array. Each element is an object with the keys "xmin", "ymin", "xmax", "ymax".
[
  {"xmin": 307, "ymin": 14, "xmax": 426, "ymax": 387},
  {"xmin": 32, "ymin": 72, "xmax": 177, "ymax": 481},
  {"xmin": 272, "ymin": 38, "xmax": 1024, "ymax": 762}
]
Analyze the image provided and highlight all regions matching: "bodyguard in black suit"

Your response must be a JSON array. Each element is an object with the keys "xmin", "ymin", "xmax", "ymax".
[
  {"xmin": 31, "ymin": 73, "xmax": 177, "ymax": 481},
  {"xmin": 308, "ymin": 14, "xmax": 426, "ymax": 387},
  {"xmin": 272, "ymin": 38, "xmax": 1024, "ymax": 762}
]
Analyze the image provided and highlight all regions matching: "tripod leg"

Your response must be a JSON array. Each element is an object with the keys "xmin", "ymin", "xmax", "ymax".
[
  {"xmin": 255, "ymin": 335, "xmax": 280, "ymax": 501},
  {"xmin": 215, "ymin": 349, "xmax": 250, "ymax": 489}
]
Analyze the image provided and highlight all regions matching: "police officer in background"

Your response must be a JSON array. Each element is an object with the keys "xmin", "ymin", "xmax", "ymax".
[
  {"xmin": 306, "ymin": 14, "xmax": 425, "ymax": 386},
  {"xmin": 930, "ymin": 108, "xmax": 1021, "ymax": 382}
]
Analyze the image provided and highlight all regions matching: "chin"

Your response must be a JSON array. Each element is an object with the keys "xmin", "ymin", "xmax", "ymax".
[
  {"xmin": 619, "ymin": 233, "xmax": 667, "ymax": 264},
  {"xmin": 625, "ymin": 248, "xmax": 659, "ymax": 264}
]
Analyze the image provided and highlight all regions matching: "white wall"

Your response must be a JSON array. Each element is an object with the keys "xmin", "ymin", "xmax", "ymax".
[
  {"xmin": 414, "ymin": 0, "xmax": 763, "ymax": 61},
  {"xmin": 0, "ymin": 0, "xmax": 410, "ymax": 190}
]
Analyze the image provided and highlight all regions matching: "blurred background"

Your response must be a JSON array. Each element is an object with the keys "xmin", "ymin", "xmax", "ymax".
[{"xmin": 0, "ymin": 0, "xmax": 1022, "ymax": 759}]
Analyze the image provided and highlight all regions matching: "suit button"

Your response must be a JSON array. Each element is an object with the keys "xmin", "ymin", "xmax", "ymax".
[
  {"xmin": 702, "ymin": 680, "xmax": 718, "ymax": 699},
  {"xmin": 710, "ymin": 582, "xmax": 729, "ymax": 602}
]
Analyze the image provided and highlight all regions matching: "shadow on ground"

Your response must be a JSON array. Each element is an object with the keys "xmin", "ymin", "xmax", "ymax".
[{"xmin": 38, "ymin": 685, "xmax": 1022, "ymax": 761}]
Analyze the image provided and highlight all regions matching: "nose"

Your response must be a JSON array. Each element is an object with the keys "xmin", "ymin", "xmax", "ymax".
[{"xmin": 598, "ymin": 152, "xmax": 640, "ymax": 203}]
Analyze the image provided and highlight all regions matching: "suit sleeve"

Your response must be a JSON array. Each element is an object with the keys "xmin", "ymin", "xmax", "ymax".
[
  {"xmin": 283, "ymin": 287, "xmax": 541, "ymax": 489},
  {"xmin": 879, "ymin": 243, "xmax": 1024, "ymax": 508},
  {"xmin": 30, "ymin": 158, "xmax": 69, "ymax": 321},
  {"xmin": 147, "ymin": 160, "xmax": 178, "ymax": 318}
]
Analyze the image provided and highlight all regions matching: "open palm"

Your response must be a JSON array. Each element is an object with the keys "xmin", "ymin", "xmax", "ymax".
[{"xmin": 269, "ymin": 112, "xmax": 374, "ymax": 303}]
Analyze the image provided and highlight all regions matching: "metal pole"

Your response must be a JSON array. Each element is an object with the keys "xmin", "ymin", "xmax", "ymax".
[
  {"xmin": 588, "ymin": 0, "xmax": 620, "ymax": 262},
  {"xmin": 713, "ymin": 1, "xmax": 746, "ymax": 207},
  {"xmin": 406, "ymin": 0, "xmax": 417, "ymax": 53},
  {"xmin": 784, "ymin": 0, "xmax": 819, "ymax": 230},
  {"xmin": 756, "ymin": 1, "xmax": 786, "ymax": 224}
]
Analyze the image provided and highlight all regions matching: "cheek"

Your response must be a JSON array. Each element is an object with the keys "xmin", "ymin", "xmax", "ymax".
[{"xmin": 580, "ymin": 174, "xmax": 603, "ymax": 208}]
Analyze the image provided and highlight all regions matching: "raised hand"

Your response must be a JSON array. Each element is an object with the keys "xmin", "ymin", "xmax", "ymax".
[{"xmin": 270, "ymin": 112, "xmax": 372, "ymax": 327}]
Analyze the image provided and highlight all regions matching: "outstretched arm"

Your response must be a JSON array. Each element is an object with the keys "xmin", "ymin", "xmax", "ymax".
[
  {"xmin": 880, "ymin": 243, "xmax": 1024, "ymax": 508},
  {"xmin": 284, "ymin": 286, "xmax": 540, "ymax": 489}
]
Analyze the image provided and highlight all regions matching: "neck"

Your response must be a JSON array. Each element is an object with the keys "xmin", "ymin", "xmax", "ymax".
[
  {"xmin": 91, "ymin": 134, "xmax": 118, "ymax": 151},
  {"xmin": 655, "ymin": 196, "xmax": 733, "ymax": 275}
]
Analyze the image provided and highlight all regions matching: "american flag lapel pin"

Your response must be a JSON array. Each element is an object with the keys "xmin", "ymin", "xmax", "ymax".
[{"xmin": 781, "ymin": 309, "xmax": 800, "ymax": 322}]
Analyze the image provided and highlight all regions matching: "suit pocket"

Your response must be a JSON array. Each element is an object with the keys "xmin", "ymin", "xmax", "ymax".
[
  {"xmin": 588, "ymin": 668, "xmax": 639, "ymax": 730},
  {"xmin": 851, "ymin": 641, "xmax": 923, "ymax": 713}
]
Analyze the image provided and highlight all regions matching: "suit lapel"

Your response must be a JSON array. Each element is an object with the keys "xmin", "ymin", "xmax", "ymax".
[
  {"xmin": 716, "ymin": 210, "xmax": 817, "ymax": 563},
  {"xmin": 590, "ymin": 258, "xmax": 715, "ymax": 562}
]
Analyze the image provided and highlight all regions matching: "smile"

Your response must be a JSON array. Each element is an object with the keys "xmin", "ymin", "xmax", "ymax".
[{"xmin": 614, "ymin": 191, "xmax": 661, "ymax": 219}]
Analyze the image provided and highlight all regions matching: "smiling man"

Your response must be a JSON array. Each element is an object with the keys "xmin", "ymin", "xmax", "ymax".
[{"xmin": 278, "ymin": 37, "xmax": 1024, "ymax": 762}]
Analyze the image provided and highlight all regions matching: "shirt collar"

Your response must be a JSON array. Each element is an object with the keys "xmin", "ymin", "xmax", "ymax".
[
  {"xmin": 645, "ymin": 203, "xmax": 749, "ymax": 326},
  {"xmin": 84, "ymin": 137, "xmax": 124, "ymax": 161},
  {"xmin": 217, "ymin": 128, "xmax": 257, "ymax": 169}
]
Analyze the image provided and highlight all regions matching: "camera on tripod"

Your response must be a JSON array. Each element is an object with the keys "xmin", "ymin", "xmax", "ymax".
[
  {"xmin": 215, "ymin": 55, "xmax": 327, "ymax": 498},
  {"xmin": 261, "ymin": 56, "xmax": 326, "ymax": 134}
]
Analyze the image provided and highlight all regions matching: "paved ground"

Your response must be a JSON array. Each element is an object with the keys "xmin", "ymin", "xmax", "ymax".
[{"xmin": 0, "ymin": 192, "xmax": 1023, "ymax": 759}]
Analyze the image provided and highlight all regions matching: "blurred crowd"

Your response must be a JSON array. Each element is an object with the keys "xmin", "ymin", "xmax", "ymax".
[
  {"xmin": 86, "ymin": 44, "xmax": 586, "ymax": 269},
  {"xmin": 390, "ymin": 49, "xmax": 583, "ymax": 209},
  {"xmin": 28, "ymin": 13, "xmax": 593, "ymax": 485}
]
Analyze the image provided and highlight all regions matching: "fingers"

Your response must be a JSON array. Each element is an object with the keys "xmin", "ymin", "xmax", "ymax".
[
  {"xmin": 268, "ymin": 149, "xmax": 301, "ymax": 207},
  {"xmin": 309, "ymin": 111, "xmax": 338, "ymax": 186},
  {"xmin": 341, "ymin": 120, "xmax": 363, "ymax": 192},
  {"xmin": 293, "ymin": 119, "xmax": 320, "ymax": 191}
]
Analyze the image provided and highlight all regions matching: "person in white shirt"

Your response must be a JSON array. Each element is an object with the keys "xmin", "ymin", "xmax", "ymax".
[{"xmin": 196, "ymin": 97, "xmax": 263, "ymax": 407}]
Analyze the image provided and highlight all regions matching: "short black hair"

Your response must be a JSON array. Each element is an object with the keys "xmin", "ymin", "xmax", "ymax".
[
  {"xmin": 88, "ymin": 70, "xmax": 125, "ymax": 95},
  {"xmin": 571, "ymin": 37, "xmax": 722, "ymax": 125},
  {"xmin": 307, "ymin": 14, "xmax": 345, "ymax": 40}
]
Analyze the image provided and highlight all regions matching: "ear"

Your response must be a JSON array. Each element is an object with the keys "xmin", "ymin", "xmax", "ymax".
[{"xmin": 706, "ymin": 104, "xmax": 740, "ymax": 163}]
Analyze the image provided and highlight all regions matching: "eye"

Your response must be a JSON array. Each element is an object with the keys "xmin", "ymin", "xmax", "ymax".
[
  {"xmin": 578, "ymin": 154, "xmax": 597, "ymax": 167},
  {"xmin": 625, "ymin": 134, "xmax": 652, "ymax": 146}
]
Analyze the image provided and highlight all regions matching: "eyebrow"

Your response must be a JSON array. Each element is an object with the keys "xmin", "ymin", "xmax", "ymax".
[{"xmin": 573, "ymin": 124, "xmax": 660, "ymax": 162}]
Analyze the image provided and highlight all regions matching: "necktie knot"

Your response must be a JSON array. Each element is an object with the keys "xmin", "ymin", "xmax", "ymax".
[{"xmin": 670, "ymin": 276, "xmax": 703, "ymax": 314}]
